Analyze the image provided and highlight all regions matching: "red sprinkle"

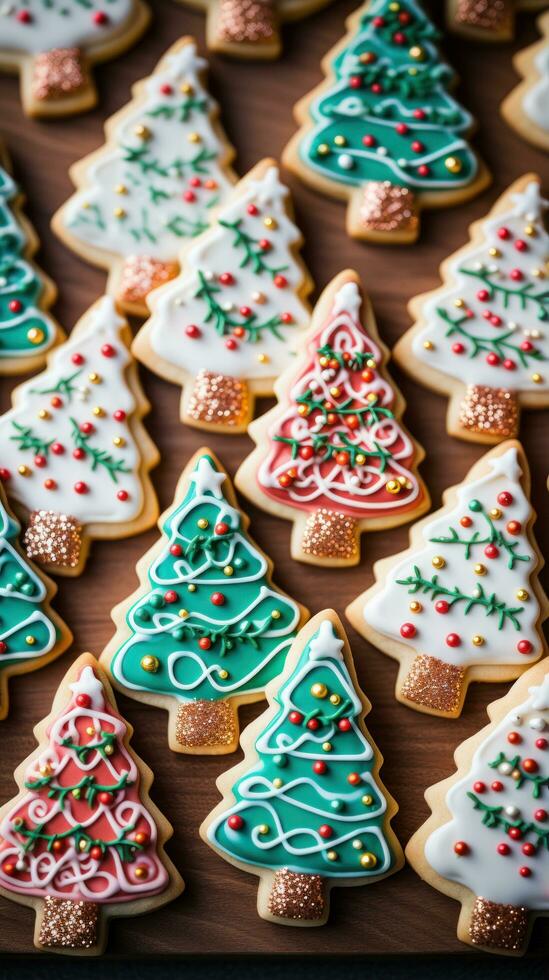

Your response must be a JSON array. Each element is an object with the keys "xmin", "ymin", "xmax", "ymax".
[
  {"xmin": 185, "ymin": 324, "xmax": 201, "ymax": 339},
  {"xmin": 113, "ymin": 409, "xmax": 126, "ymax": 422},
  {"xmin": 446, "ymin": 633, "xmax": 461, "ymax": 647},
  {"xmin": 117, "ymin": 490, "xmax": 129, "ymax": 502},
  {"xmin": 227, "ymin": 815, "xmax": 243, "ymax": 831},
  {"xmin": 517, "ymin": 640, "xmax": 533, "ymax": 655},
  {"xmin": 101, "ymin": 344, "xmax": 116, "ymax": 358},
  {"xmin": 400, "ymin": 622, "xmax": 416, "ymax": 639}
]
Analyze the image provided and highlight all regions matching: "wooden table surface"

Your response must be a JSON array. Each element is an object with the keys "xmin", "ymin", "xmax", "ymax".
[{"xmin": 1, "ymin": 0, "xmax": 548, "ymax": 958}]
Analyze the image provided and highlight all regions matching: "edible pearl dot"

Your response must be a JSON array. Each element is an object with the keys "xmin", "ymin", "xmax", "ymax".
[
  {"xmin": 472, "ymin": 635, "xmax": 484, "ymax": 646},
  {"xmin": 516, "ymin": 589, "xmax": 529, "ymax": 601},
  {"xmin": 257, "ymin": 353, "xmax": 269, "ymax": 364},
  {"xmin": 197, "ymin": 518, "xmax": 208, "ymax": 529},
  {"xmin": 223, "ymin": 566, "xmax": 234, "ymax": 576},
  {"xmin": 178, "ymin": 609, "xmax": 189, "ymax": 619},
  {"xmin": 423, "ymin": 340, "xmax": 434, "ymax": 350},
  {"xmin": 489, "ymin": 508, "xmax": 502, "ymax": 519},
  {"xmin": 327, "ymin": 851, "xmax": 338, "ymax": 861},
  {"xmin": 322, "ymin": 742, "xmax": 332, "ymax": 752},
  {"xmin": 488, "ymin": 248, "xmax": 501, "ymax": 258},
  {"xmin": 474, "ymin": 564, "xmax": 486, "ymax": 576},
  {"xmin": 18, "ymin": 465, "xmax": 31, "ymax": 476},
  {"xmin": 115, "ymin": 183, "xmax": 127, "ymax": 195},
  {"xmin": 113, "ymin": 436, "xmax": 125, "ymax": 447},
  {"xmin": 258, "ymin": 824, "xmax": 269, "ymax": 835},
  {"xmin": 92, "ymin": 406, "xmax": 105, "ymax": 417},
  {"xmin": 272, "ymin": 778, "xmax": 283, "ymax": 788},
  {"xmin": 432, "ymin": 555, "xmax": 445, "ymax": 569},
  {"xmin": 187, "ymin": 584, "xmax": 196, "ymax": 593},
  {"xmin": 271, "ymin": 609, "xmax": 281, "ymax": 620},
  {"xmin": 352, "ymin": 839, "xmax": 363, "ymax": 850},
  {"xmin": 360, "ymin": 852, "xmax": 377, "ymax": 869},
  {"xmin": 409, "ymin": 601, "xmax": 422, "ymax": 613},
  {"xmin": 362, "ymin": 795, "xmax": 373, "ymax": 806},
  {"xmin": 532, "ymin": 373, "xmax": 542, "ymax": 383},
  {"xmin": 334, "ymin": 134, "xmax": 347, "ymax": 147},
  {"xmin": 454, "ymin": 298, "xmax": 465, "ymax": 308},
  {"xmin": 263, "ymin": 216, "xmax": 277, "ymax": 229},
  {"xmin": 38, "ymin": 410, "xmax": 50, "ymax": 420},
  {"xmin": 218, "ymin": 669, "xmax": 229, "ymax": 680},
  {"xmin": 329, "ymin": 694, "xmax": 341, "ymax": 705},
  {"xmin": 311, "ymin": 682, "xmax": 327, "ymax": 698},
  {"xmin": 88, "ymin": 372, "xmax": 101, "ymax": 383},
  {"xmin": 25, "ymin": 635, "xmax": 36, "ymax": 646},
  {"xmin": 86, "ymin": 726, "xmax": 95, "ymax": 735}
]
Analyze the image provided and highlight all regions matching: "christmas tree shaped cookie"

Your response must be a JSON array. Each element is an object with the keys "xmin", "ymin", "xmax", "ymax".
[
  {"xmin": 394, "ymin": 176, "xmax": 549, "ymax": 444},
  {"xmin": 0, "ymin": 297, "xmax": 159, "ymax": 576},
  {"xmin": 0, "ymin": 485, "xmax": 71, "ymax": 721},
  {"xmin": 133, "ymin": 159, "xmax": 313, "ymax": 432},
  {"xmin": 502, "ymin": 12, "xmax": 549, "ymax": 153},
  {"xmin": 52, "ymin": 38, "xmax": 237, "ymax": 316},
  {"xmin": 0, "ymin": 146, "xmax": 63, "ymax": 374},
  {"xmin": 347, "ymin": 442, "xmax": 548, "ymax": 719},
  {"xmin": 446, "ymin": 0, "xmax": 547, "ymax": 42},
  {"xmin": 176, "ymin": 0, "xmax": 333, "ymax": 60},
  {"xmin": 283, "ymin": 0, "xmax": 490, "ymax": 244},
  {"xmin": 101, "ymin": 449, "xmax": 307, "ymax": 754},
  {"xmin": 201, "ymin": 610, "xmax": 404, "ymax": 926},
  {"xmin": 0, "ymin": 654, "xmax": 183, "ymax": 955},
  {"xmin": 0, "ymin": 0, "xmax": 150, "ymax": 118},
  {"xmin": 407, "ymin": 660, "xmax": 549, "ymax": 955},
  {"xmin": 236, "ymin": 270, "xmax": 429, "ymax": 567}
]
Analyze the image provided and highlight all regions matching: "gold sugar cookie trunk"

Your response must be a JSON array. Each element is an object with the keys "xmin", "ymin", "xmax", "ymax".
[
  {"xmin": 118, "ymin": 257, "xmax": 179, "ymax": 307},
  {"xmin": 458, "ymin": 386, "xmax": 519, "ymax": 440},
  {"xmin": 185, "ymin": 370, "xmax": 250, "ymax": 430},
  {"xmin": 467, "ymin": 897, "xmax": 529, "ymax": 953},
  {"xmin": 23, "ymin": 511, "xmax": 83, "ymax": 570},
  {"xmin": 175, "ymin": 699, "xmax": 237, "ymax": 749},
  {"xmin": 31, "ymin": 48, "xmax": 88, "ymax": 103},
  {"xmin": 356, "ymin": 181, "xmax": 419, "ymax": 240},
  {"xmin": 267, "ymin": 869, "xmax": 326, "ymax": 923},
  {"xmin": 38, "ymin": 897, "xmax": 99, "ymax": 951},
  {"xmin": 300, "ymin": 509, "xmax": 359, "ymax": 562},
  {"xmin": 401, "ymin": 654, "xmax": 466, "ymax": 717}
]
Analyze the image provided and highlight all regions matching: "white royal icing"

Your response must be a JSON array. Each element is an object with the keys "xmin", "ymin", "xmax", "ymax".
[
  {"xmin": 363, "ymin": 448, "xmax": 543, "ymax": 669},
  {"xmin": 258, "ymin": 281, "xmax": 421, "ymax": 512},
  {"xmin": 523, "ymin": 44, "xmax": 549, "ymax": 133},
  {"xmin": 425, "ymin": 670, "xmax": 549, "ymax": 908},
  {"xmin": 0, "ymin": 297, "xmax": 147, "ymax": 524},
  {"xmin": 144, "ymin": 165, "xmax": 310, "ymax": 380},
  {"xmin": 60, "ymin": 43, "xmax": 234, "ymax": 263},
  {"xmin": 411, "ymin": 181, "xmax": 549, "ymax": 391},
  {"xmin": 0, "ymin": 0, "xmax": 136, "ymax": 54}
]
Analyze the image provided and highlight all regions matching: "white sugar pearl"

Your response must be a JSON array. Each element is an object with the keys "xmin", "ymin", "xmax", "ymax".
[
  {"xmin": 203, "ymin": 270, "xmax": 215, "ymax": 281},
  {"xmin": 321, "ymin": 370, "xmax": 334, "ymax": 380},
  {"xmin": 504, "ymin": 805, "xmax": 520, "ymax": 819},
  {"xmin": 15, "ymin": 860, "xmax": 25, "ymax": 871},
  {"xmin": 529, "ymin": 717, "xmax": 546, "ymax": 731},
  {"xmin": 499, "ymin": 762, "xmax": 513, "ymax": 775},
  {"xmin": 223, "ymin": 302, "xmax": 234, "ymax": 312},
  {"xmin": 349, "ymin": 476, "xmax": 360, "ymax": 486},
  {"xmin": 338, "ymin": 154, "xmax": 354, "ymax": 170},
  {"xmin": 377, "ymin": 146, "xmax": 388, "ymax": 156},
  {"xmin": 397, "ymin": 158, "xmax": 408, "ymax": 167}
]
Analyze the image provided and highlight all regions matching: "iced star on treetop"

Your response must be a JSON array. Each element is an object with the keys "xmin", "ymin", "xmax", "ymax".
[
  {"xmin": 69, "ymin": 665, "xmax": 105, "ymax": 711},
  {"xmin": 529, "ymin": 672, "xmax": 549, "ymax": 712},
  {"xmin": 510, "ymin": 180, "xmax": 549, "ymax": 220},
  {"xmin": 189, "ymin": 456, "xmax": 226, "ymax": 499}
]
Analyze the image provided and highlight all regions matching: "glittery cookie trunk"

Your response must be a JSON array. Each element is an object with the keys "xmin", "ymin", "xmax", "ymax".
[
  {"xmin": 356, "ymin": 182, "xmax": 419, "ymax": 242},
  {"xmin": 185, "ymin": 370, "xmax": 250, "ymax": 430},
  {"xmin": 401, "ymin": 654, "xmax": 466, "ymax": 717},
  {"xmin": 216, "ymin": 0, "xmax": 278, "ymax": 50},
  {"xmin": 466, "ymin": 897, "xmax": 529, "ymax": 953},
  {"xmin": 23, "ymin": 511, "xmax": 83, "ymax": 570},
  {"xmin": 31, "ymin": 49, "xmax": 88, "ymax": 103},
  {"xmin": 456, "ymin": 0, "xmax": 513, "ymax": 32},
  {"xmin": 38, "ymin": 897, "xmax": 100, "ymax": 951},
  {"xmin": 458, "ymin": 386, "xmax": 519, "ymax": 441},
  {"xmin": 300, "ymin": 510, "xmax": 359, "ymax": 563},
  {"xmin": 264, "ymin": 869, "xmax": 326, "ymax": 924},
  {"xmin": 118, "ymin": 256, "xmax": 179, "ymax": 309},
  {"xmin": 175, "ymin": 699, "xmax": 237, "ymax": 750}
]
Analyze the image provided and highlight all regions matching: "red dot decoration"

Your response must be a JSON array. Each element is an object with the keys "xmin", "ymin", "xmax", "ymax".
[
  {"xmin": 454, "ymin": 841, "xmax": 469, "ymax": 856},
  {"xmin": 517, "ymin": 640, "xmax": 533, "ymax": 655},
  {"xmin": 198, "ymin": 637, "xmax": 211, "ymax": 650},
  {"xmin": 522, "ymin": 758, "xmax": 539, "ymax": 774},
  {"xmin": 74, "ymin": 482, "xmax": 88, "ymax": 495},
  {"xmin": 446, "ymin": 633, "xmax": 461, "ymax": 648},
  {"xmin": 215, "ymin": 522, "xmax": 230, "ymax": 535},
  {"xmin": 113, "ymin": 410, "xmax": 126, "ymax": 422},
  {"xmin": 227, "ymin": 815, "xmax": 244, "ymax": 831},
  {"xmin": 498, "ymin": 492, "xmax": 513, "ymax": 506},
  {"xmin": 101, "ymin": 344, "xmax": 116, "ymax": 358},
  {"xmin": 313, "ymin": 761, "xmax": 327, "ymax": 775},
  {"xmin": 0, "ymin": 469, "xmax": 10, "ymax": 482},
  {"xmin": 507, "ymin": 731, "xmax": 522, "ymax": 744},
  {"xmin": 289, "ymin": 711, "xmax": 303, "ymax": 725},
  {"xmin": 536, "ymin": 738, "xmax": 548, "ymax": 750},
  {"xmin": 307, "ymin": 718, "xmax": 320, "ymax": 731},
  {"xmin": 75, "ymin": 693, "xmax": 91, "ymax": 708},
  {"xmin": 164, "ymin": 590, "xmax": 178, "ymax": 604},
  {"xmin": 185, "ymin": 324, "xmax": 201, "ymax": 339},
  {"xmin": 347, "ymin": 772, "xmax": 361, "ymax": 785},
  {"xmin": 522, "ymin": 843, "xmax": 536, "ymax": 857},
  {"xmin": 519, "ymin": 866, "xmax": 532, "ymax": 877},
  {"xmin": 210, "ymin": 592, "xmax": 225, "ymax": 606},
  {"xmin": 51, "ymin": 442, "xmax": 65, "ymax": 455},
  {"xmin": 491, "ymin": 781, "xmax": 504, "ymax": 792},
  {"xmin": 72, "ymin": 353, "xmax": 85, "ymax": 365},
  {"xmin": 170, "ymin": 544, "xmax": 182, "ymax": 556},
  {"xmin": 117, "ymin": 490, "xmax": 129, "ymax": 502},
  {"xmin": 508, "ymin": 827, "xmax": 522, "ymax": 840},
  {"xmin": 435, "ymin": 601, "xmax": 449, "ymax": 615},
  {"xmin": 473, "ymin": 781, "xmax": 486, "ymax": 794},
  {"xmin": 534, "ymin": 809, "xmax": 547, "ymax": 822},
  {"xmin": 497, "ymin": 227, "xmax": 510, "ymax": 240},
  {"xmin": 497, "ymin": 843, "xmax": 510, "ymax": 856},
  {"xmin": 506, "ymin": 521, "xmax": 521, "ymax": 535},
  {"xmin": 0, "ymin": 642, "xmax": 8, "ymax": 654},
  {"xmin": 338, "ymin": 718, "xmax": 352, "ymax": 732},
  {"xmin": 400, "ymin": 622, "xmax": 416, "ymax": 639},
  {"xmin": 485, "ymin": 544, "xmax": 499, "ymax": 559},
  {"xmin": 318, "ymin": 824, "xmax": 333, "ymax": 839}
]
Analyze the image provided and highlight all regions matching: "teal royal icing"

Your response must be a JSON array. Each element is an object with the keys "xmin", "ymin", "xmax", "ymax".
[
  {"xmin": 0, "ymin": 164, "xmax": 56, "ymax": 360},
  {"xmin": 110, "ymin": 454, "xmax": 301, "ymax": 703},
  {"xmin": 208, "ymin": 619, "xmax": 398, "ymax": 878},
  {"xmin": 299, "ymin": 0, "xmax": 479, "ymax": 193},
  {"xmin": 0, "ymin": 495, "xmax": 59, "ymax": 680}
]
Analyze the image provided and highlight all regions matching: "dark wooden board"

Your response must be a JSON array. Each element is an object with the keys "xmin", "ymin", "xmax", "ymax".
[{"xmin": 0, "ymin": 0, "xmax": 547, "ymax": 958}]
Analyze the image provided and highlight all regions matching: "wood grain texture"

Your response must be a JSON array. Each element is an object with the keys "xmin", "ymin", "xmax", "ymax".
[{"xmin": 0, "ymin": 0, "xmax": 547, "ymax": 957}]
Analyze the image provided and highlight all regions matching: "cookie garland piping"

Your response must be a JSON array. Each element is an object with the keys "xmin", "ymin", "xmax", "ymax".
[
  {"xmin": 0, "ymin": 159, "xmax": 59, "ymax": 368},
  {"xmin": 354, "ymin": 444, "xmax": 546, "ymax": 717},
  {"xmin": 286, "ymin": 0, "xmax": 486, "ymax": 241},
  {"xmin": 0, "ymin": 657, "xmax": 182, "ymax": 953},
  {"xmin": 203, "ymin": 614, "xmax": 403, "ymax": 924},
  {"xmin": 134, "ymin": 161, "xmax": 312, "ymax": 431},
  {"xmin": 0, "ymin": 1, "xmax": 149, "ymax": 113},
  {"xmin": 54, "ymin": 39, "xmax": 235, "ymax": 311},
  {"xmin": 0, "ymin": 296, "xmax": 157, "ymax": 572},
  {"xmin": 421, "ymin": 668, "xmax": 549, "ymax": 954},
  {"xmin": 242, "ymin": 273, "xmax": 427, "ymax": 566},
  {"xmin": 104, "ymin": 452, "xmax": 303, "ymax": 753},
  {"xmin": 400, "ymin": 177, "xmax": 548, "ymax": 441}
]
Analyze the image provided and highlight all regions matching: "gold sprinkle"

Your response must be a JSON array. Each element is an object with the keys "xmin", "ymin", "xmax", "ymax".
[
  {"xmin": 423, "ymin": 340, "xmax": 434, "ymax": 350},
  {"xmin": 114, "ymin": 207, "xmax": 126, "ymax": 218},
  {"xmin": 474, "ymin": 563, "xmax": 487, "ymax": 576},
  {"xmin": 327, "ymin": 850, "xmax": 338, "ymax": 862},
  {"xmin": 302, "ymin": 509, "xmax": 358, "ymax": 561},
  {"xmin": 516, "ymin": 589, "xmax": 529, "ymax": 601},
  {"xmin": 258, "ymin": 824, "xmax": 269, "ymax": 835},
  {"xmin": 197, "ymin": 518, "xmax": 209, "ymax": 529},
  {"xmin": 268, "ymin": 869, "xmax": 325, "ymax": 922},
  {"xmin": 454, "ymin": 298, "xmax": 465, "ymax": 308},
  {"xmin": 432, "ymin": 555, "xmax": 445, "ymax": 569},
  {"xmin": 115, "ymin": 183, "xmax": 127, "ymax": 195},
  {"xmin": 409, "ymin": 45, "xmax": 425, "ymax": 61},
  {"xmin": 472, "ymin": 635, "xmax": 484, "ymax": 647},
  {"xmin": 175, "ymin": 699, "xmax": 235, "ymax": 748},
  {"xmin": 271, "ymin": 609, "xmax": 281, "ymax": 620},
  {"xmin": 218, "ymin": 669, "xmax": 229, "ymax": 680},
  {"xmin": 257, "ymin": 353, "xmax": 269, "ymax": 364},
  {"xmin": 311, "ymin": 683, "xmax": 328, "ymax": 699},
  {"xmin": 524, "ymin": 224, "xmax": 536, "ymax": 237},
  {"xmin": 86, "ymin": 726, "xmax": 94, "ymax": 736},
  {"xmin": 178, "ymin": 609, "xmax": 189, "ymax": 619},
  {"xmin": 360, "ymin": 852, "xmax": 377, "ymax": 869},
  {"xmin": 38, "ymin": 409, "xmax": 50, "ymax": 420},
  {"xmin": 532, "ymin": 373, "xmax": 543, "ymax": 383},
  {"xmin": 180, "ymin": 83, "xmax": 194, "ymax": 95},
  {"xmin": 27, "ymin": 327, "xmax": 45, "ymax": 345},
  {"xmin": 18, "ymin": 465, "xmax": 31, "ymax": 477},
  {"xmin": 488, "ymin": 247, "xmax": 501, "ymax": 258},
  {"xmin": 140, "ymin": 655, "xmax": 159, "ymax": 673},
  {"xmin": 188, "ymin": 132, "xmax": 201, "ymax": 143},
  {"xmin": 489, "ymin": 508, "xmax": 502, "ymax": 519},
  {"xmin": 317, "ymin": 143, "xmax": 330, "ymax": 156},
  {"xmin": 134, "ymin": 124, "xmax": 151, "ymax": 140},
  {"xmin": 112, "ymin": 436, "xmax": 125, "ymax": 447},
  {"xmin": 25, "ymin": 635, "xmax": 36, "ymax": 646},
  {"xmin": 273, "ymin": 778, "xmax": 283, "ymax": 788},
  {"xmin": 88, "ymin": 372, "xmax": 101, "ymax": 384},
  {"xmin": 334, "ymin": 135, "xmax": 347, "ymax": 147},
  {"xmin": 329, "ymin": 694, "xmax": 341, "ymax": 705},
  {"xmin": 409, "ymin": 601, "xmax": 422, "ymax": 613},
  {"xmin": 386, "ymin": 480, "xmax": 401, "ymax": 494},
  {"xmin": 322, "ymin": 742, "xmax": 332, "ymax": 752},
  {"xmin": 187, "ymin": 584, "xmax": 196, "ymax": 593},
  {"xmin": 223, "ymin": 565, "xmax": 234, "ymax": 576},
  {"xmin": 263, "ymin": 216, "xmax": 277, "ymax": 229},
  {"xmin": 469, "ymin": 897, "xmax": 529, "ymax": 952},
  {"xmin": 362, "ymin": 795, "xmax": 373, "ymax": 806},
  {"xmin": 92, "ymin": 406, "xmax": 105, "ymax": 417}
]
